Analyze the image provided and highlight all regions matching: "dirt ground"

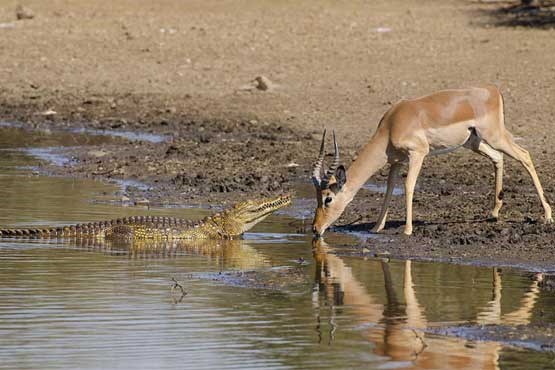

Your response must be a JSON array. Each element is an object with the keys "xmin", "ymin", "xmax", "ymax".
[{"xmin": 1, "ymin": 0, "xmax": 555, "ymax": 267}]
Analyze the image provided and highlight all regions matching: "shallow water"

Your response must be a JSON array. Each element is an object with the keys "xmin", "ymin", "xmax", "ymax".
[{"xmin": 2, "ymin": 126, "xmax": 555, "ymax": 370}]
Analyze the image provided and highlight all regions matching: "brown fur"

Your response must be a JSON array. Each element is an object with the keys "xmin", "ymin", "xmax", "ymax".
[{"xmin": 313, "ymin": 86, "xmax": 552, "ymax": 236}]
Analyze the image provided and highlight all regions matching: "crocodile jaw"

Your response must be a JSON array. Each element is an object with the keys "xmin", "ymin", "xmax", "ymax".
[{"xmin": 223, "ymin": 194, "xmax": 292, "ymax": 235}]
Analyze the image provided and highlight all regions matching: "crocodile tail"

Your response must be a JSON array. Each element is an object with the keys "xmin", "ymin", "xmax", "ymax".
[
  {"xmin": 0, "ymin": 219, "xmax": 127, "ymax": 238},
  {"xmin": 0, "ymin": 216, "xmax": 195, "ymax": 239},
  {"xmin": 0, "ymin": 224, "xmax": 100, "ymax": 238},
  {"xmin": 0, "ymin": 227, "xmax": 60, "ymax": 238}
]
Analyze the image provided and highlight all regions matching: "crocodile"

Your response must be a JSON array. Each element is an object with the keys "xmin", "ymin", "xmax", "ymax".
[{"xmin": 0, "ymin": 194, "xmax": 291, "ymax": 240}]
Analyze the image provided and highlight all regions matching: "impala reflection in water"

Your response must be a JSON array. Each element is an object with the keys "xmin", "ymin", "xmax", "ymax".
[{"xmin": 312, "ymin": 238, "xmax": 544, "ymax": 369}]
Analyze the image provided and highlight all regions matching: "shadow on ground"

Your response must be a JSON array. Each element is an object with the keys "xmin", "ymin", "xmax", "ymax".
[{"xmin": 484, "ymin": 1, "xmax": 555, "ymax": 28}]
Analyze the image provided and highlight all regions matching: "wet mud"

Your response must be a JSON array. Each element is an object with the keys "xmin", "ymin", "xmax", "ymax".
[{"xmin": 1, "ymin": 118, "xmax": 312, "ymax": 206}]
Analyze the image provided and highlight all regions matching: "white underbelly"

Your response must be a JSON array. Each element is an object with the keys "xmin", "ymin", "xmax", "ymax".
[{"xmin": 426, "ymin": 120, "xmax": 474, "ymax": 156}]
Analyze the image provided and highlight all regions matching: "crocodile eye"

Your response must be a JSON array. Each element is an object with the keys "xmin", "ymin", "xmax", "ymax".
[{"xmin": 324, "ymin": 197, "xmax": 333, "ymax": 206}]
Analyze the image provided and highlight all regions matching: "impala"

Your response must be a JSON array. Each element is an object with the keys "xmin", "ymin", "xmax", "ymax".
[{"xmin": 312, "ymin": 85, "xmax": 552, "ymax": 236}]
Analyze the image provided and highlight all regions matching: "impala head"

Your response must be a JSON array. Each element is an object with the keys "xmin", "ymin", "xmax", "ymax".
[
  {"xmin": 311, "ymin": 129, "xmax": 349, "ymax": 237},
  {"xmin": 215, "ymin": 194, "xmax": 292, "ymax": 235}
]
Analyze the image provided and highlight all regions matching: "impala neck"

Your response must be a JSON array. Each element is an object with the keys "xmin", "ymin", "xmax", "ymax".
[{"xmin": 343, "ymin": 129, "xmax": 389, "ymax": 200}]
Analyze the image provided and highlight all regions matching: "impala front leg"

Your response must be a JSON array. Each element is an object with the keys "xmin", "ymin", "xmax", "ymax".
[
  {"xmin": 404, "ymin": 151, "xmax": 426, "ymax": 236},
  {"xmin": 372, "ymin": 163, "xmax": 401, "ymax": 233}
]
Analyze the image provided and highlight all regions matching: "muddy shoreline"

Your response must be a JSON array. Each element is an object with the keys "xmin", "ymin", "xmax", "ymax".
[
  {"xmin": 4, "ymin": 108, "xmax": 555, "ymax": 272},
  {"xmin": 1, "ymin": 100, "xmax": 316, "ymax": 207}
]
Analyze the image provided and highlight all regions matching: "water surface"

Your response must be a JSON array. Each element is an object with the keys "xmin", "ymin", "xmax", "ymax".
[{"xmin": 1, "ymin": 126, "xmax": 555, "ymax": 370}]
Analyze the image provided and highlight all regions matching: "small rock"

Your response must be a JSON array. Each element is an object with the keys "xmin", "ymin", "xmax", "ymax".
[
  {"xmin": 375, "ymin": 251, "xmax": 390, "ymax": 258},
  {"xmin": 238, "ymin": 76, "xmax": 275, "ymax": 92},
  {"xmin": 112, "ymin": 119, "xmax": 126, "ymax": 128},
  {"xmin": 88, "ymin": 150, "xmax": 107, "ymax": 158},
  {"xmin": 16, "ymin": 4, "xmax": 34, "ymax": 20},
  {"xmin": 40, "ymin": 109, "xmax": 57, "ymax": 116},
  {"xmin": 135, "ymin": 198, "xmax": 150, "ymax": 206},
  {"xmin": 83, "ymin": 97, "xmax": 103, "ymax": 105},
  {"xmin": 253, "ymin": 76, "xmax": 273, "ymax": 91},
  {"xmin": 374, "ymin": 27, "xmax": 392, "ymax": 33}
]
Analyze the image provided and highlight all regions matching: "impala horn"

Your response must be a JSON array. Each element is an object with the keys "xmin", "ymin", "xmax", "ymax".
[
  {"xmin": 312, "ymin": 129, "xmax": 327, "ymax": 188},
  {"xmin": 320, "ymin": 130, "xmax": 339, "ymax": 189}
]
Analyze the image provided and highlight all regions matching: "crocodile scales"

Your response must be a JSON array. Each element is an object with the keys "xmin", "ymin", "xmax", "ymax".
[{"xmin": 0, "ymin": 195, "xmax": 291, "ymax": 240}]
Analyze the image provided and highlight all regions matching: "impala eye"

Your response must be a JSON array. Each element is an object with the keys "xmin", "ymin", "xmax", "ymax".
[{"xmin": 324, "ymin": 197, "xmax": 333, "ymax": 206}]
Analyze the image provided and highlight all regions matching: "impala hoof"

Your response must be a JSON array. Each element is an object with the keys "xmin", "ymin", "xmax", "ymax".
[
  {"xmin": 545, "ymin": 217, "xmax": 554, "ymax": 224},
  {"xmin": 487, "ymin": 215, "xmax": 499, "ymax": 223}
]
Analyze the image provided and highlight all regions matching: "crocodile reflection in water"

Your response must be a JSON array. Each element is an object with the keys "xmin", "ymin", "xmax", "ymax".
[
  {"xmin": 14, "ymin": 237, "xmax": 271, "ymax": 271},
  {"xmin": 312, "ymin": 239, "xmax": 543, "ymax": 369}
]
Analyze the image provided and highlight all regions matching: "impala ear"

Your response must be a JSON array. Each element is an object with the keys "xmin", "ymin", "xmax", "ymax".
[
  {"xmin": 336, "ymin": 165, "xmax": 346, "ymax": 188},
  {"xmin": 330, "ymin": 165, "xmax": 346, "ymax": 193}
]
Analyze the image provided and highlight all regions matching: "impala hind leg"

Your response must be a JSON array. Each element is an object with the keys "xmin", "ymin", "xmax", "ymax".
[
  {"xmin": 404, "ymin": 152, "xmax": 426, "ymax": 236},
  {"xmin": 372, "ymin": 163, "xmax": 401, "ymax": 233},
  {"xmin": 481, "ymin": 143, "xmax": 505, "ymax": 219},
  {"xmin": 488, "ymin": 134, "xmax": 552, "ymax": 223},
  {"xmin": 465, "ymin": 135, "xmax": 505, "ymax": 219}
]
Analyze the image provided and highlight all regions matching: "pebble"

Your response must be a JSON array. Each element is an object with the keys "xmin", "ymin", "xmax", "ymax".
[
  {"xmin": 40, "ymin": 109, "xmax": 57, "ymax": 116},
  {"xmin": 135, "ymin": 198, "xmax": 150, "ymax": 206},
  {"xmin": 375, "ymin": 251, "xmax": 390, "ymax": 258},
  {"xmin": 375, "ymin": 27, "xmax": 392, "ymax": 33},
  {"xmin": 253, "ymin": 76, "xmax": 273, "ymax": 91},
  {"xmin": 88, "ymin": 150, "xmax": 107, "ymax": 158},
  {"xmin": 16, "ymin": 4, "xmax": 34, "ymax": 20}
]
